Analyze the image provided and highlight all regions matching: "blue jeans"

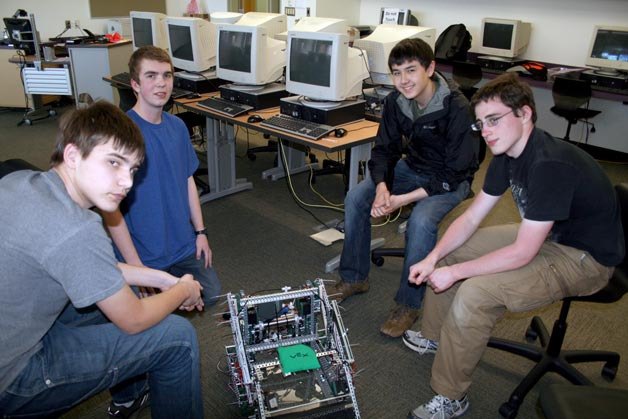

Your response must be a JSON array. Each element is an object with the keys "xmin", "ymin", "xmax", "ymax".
[
  {"xmin": 167, "ymin": 253, "xmax": 221, "ymax": 307},
  {"xmin": 0, "ymin": 305, "xmax": 203, "ymax": 418},
  {"xmin": 339, "ymin": 160, "xmax": 469, "ymax": 309}
]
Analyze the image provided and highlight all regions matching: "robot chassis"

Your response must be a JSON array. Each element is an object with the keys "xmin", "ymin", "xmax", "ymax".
[{"xmin": 224, "ymin": 279, "xmax": 361, "ymax": 418}]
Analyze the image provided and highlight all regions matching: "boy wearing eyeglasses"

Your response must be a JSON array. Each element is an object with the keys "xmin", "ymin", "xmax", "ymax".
[
  {"xmin": 333, "ymin": 38, "xmax": 479, "ymax": 338},
  {"xmin": 403, "ymin": 72, "xmax": 624, "ymax": 418}
]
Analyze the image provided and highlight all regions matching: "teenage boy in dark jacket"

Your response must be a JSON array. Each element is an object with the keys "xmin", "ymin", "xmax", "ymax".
[{"xmin": 334, "ymin": 38, "xmax": 479, "ymax": 337}]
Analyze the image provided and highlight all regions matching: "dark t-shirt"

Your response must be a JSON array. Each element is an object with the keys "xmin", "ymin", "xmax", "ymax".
[{"xmin": 483, "ymin": 128, "xmax": 624, "ymax": 267}]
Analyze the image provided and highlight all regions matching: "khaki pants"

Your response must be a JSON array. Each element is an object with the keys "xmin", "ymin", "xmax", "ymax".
[{"xmin": 421, "ymin": 224, "xmax": 613, "ymax": 400}]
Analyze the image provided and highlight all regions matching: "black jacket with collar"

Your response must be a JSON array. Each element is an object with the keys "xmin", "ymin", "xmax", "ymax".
[{"xmin": 367, "ymin": 75, "xmax": 479, "ymax": 196}]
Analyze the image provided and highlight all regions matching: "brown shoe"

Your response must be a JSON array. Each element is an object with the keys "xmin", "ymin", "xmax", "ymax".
[
  {"xmin": 330, "ymin": 279, "xmax": 370, "ymax": 302},
  {"xmin": 380, "ymin": 304, "xmax": 420, "ymax": 338}
]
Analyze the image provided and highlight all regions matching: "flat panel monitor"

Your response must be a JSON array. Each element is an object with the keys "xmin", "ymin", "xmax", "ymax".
[
  {"xmin": 478, "ymin": 18, "xmax": 531, "ymax": 59},
  {"xmin": 130, "ymin": 11, "xmax": 168, "ymax": 51},
  {"xmin": 585, "ymin": 25, "xmax": 628, "ymax": 75},
  {"xmin": 379, "ymin": 8, "xmax": 417, "ymax": 26},
  {"xmin": 216, "ymin": 24, "xmax": 286, "ymax": 86},
  {"xmin": 165, "ymin": 17, "xmax": 216, "ymax": 74},
  {"xmin": 3, "ymin": 17, "xmax": 36, "ymax": 55},
  {"xmin": 286, "ymin": 31, "xmax": 369, "ymax": 104},
  {"xmin": 353, "ymin": 24, "xmax": 436, "ymax": 86}
]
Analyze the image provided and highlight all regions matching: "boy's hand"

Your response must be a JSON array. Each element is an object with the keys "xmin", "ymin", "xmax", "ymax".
[
  {"xmin": 196, "ymin": 234, "xmax": 212, "ymax": 268},
  {"xmin": 178, "ymin": 274, "xmax": 204, "ymax": 311}
]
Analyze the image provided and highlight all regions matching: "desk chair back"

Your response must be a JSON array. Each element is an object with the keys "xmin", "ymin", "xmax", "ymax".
[
  {"xmin": 551, "ymin": 77, "xmax": 592, "ymax": 111},
  {"xmin": 452, "ymin": 61, "xmax": 483, "ymax": 101}
]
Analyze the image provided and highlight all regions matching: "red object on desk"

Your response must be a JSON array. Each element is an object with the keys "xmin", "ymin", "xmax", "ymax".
[{"xmin": 104, "ymin": 32, "xmax": 122, "ymax": 43}]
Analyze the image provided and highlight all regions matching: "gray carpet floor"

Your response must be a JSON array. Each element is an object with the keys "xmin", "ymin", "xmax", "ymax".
[{"xmin": 1, "ymin": 104, "xmax": 628, "ymax": 419}]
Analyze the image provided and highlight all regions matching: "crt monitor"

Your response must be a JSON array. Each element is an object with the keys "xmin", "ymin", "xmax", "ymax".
[
  {"xmin": 478, "ymin": 18, "xmax": 531, "ymax": 59},
  {"xmin": 286, "ymin": 31, "xmax": 369, "ymax": 104},
  {"xmin": 3, "ymin": 17, "xmax": 36, "ymax": 55},
  {"xmin": 234, "ymin": 12, "xmax": 287, "ymax": 39},
  {"xmin": 130, "ymin": 11, "xmax": 168, "ymax": 51},
  {"xmin": 585, "ymin": 25, "xmax": 628, "ymax": 75},
  {"xmin": 290, "ymin": 16, "xmax": 348, "ymax": 34},
  {"xmin": 353, "ymin": 24, "xmax": 436, "ymax": 86},
  {"xmin": 216, "ymin": 24, "xmax": 286, "ymax": 86},
  {"xmin": 165, "ymin": 17, "xmax": 216, "ymax": 73},
  {"xmin": 379, "ymin": 8, "xmax": 418, "ymax": 26}
]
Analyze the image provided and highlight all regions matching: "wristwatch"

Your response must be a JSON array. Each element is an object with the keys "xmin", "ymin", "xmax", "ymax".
[{"xmin": 195, "ymin": 228, "xmax": 207, "ymax": 236}]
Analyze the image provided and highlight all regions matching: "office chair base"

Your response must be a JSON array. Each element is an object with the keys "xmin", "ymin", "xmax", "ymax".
[
  {"xmin": 18, "ymin": 107, "xmax": 56, "ymax": 126},
  {"xmin": 488, "ymin": 309, "xmax": 619, "ymax": 418},
  {"xmin": 371, "ymin": 248, "xmax": 405, "ymax": 266}
]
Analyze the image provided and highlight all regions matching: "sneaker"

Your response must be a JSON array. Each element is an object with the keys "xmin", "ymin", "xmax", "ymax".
[
  {"xmin": 402, "ymin": 330, "xmax": 439, "ymax": 355},
  {"xmin": 408, "ymin": 394, "xmax": 469, "ymax": 419},
  {"xmin": 379, "ymin": 304, "xmax": 420, "ymax": 338},
  {"xmin": 330, "ymin": 279, "xmax": 370, "ymax": 302},
  {"xmin": 108, "ymin": 392, "xmax": 150, "ymax": 418}
]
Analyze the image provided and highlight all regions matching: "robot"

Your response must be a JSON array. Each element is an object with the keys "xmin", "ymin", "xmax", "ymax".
[{"xmin": 224, "ymin": 279, "xmax": 360, "ymax": 418}]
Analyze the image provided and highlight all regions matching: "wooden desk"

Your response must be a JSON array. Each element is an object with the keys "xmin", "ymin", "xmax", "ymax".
[{"xmin": 177, "ymin": 94, "xmax": 378, "ymax": 203}]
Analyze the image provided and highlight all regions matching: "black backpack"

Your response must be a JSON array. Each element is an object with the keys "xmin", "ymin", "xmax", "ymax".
[{"xmin": 435, "ymin": 24, "xmax": 472, "ymax": 62}]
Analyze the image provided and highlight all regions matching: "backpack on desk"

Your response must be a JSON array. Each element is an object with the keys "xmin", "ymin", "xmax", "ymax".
[{"xmin": 435, "ymin": 24, "xmax": 472, "ymax": 62}]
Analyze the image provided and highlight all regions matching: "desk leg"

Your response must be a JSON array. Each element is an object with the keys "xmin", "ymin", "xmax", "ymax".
[
  {"xmin": 347, "ymin": 142, "xmax": 371, "ymax": 190},
  {"xmin": 261, "ymin": 140, "xmax": 318, "ymax": 181},
  {"xmin": 200, "ymin": 117, "xmax": 253, "ymax": 204}
]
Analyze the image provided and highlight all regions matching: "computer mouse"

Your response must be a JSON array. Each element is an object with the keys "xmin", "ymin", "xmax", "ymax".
[
  {"xmin": 185, "ymin": 92, "xmax": 201, "ymax": 99},
  {"xmin": 334, "ymin": 128, "xmax": 347, "ymax": 138},
  {"xmin": 247, "ymin": 115, "xmax": 264, "ymax": 123}
]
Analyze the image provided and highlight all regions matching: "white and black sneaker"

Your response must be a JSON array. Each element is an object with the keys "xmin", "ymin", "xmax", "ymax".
[
  {"xmin": 402, "ymin": 330, "xmax": 439, "ymax": 355},
  {"xmin": 408, "ymin": 394, "xmax": 469, "ymax": 419},
  {"xmin": 108, "ymin": 392, "xmax": 150, "ymax": 418}
]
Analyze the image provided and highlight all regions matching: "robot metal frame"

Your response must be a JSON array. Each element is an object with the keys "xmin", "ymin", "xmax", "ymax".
[{"xmin": 224, "ymin": 279, "xmax": 361, "ymax": 418}]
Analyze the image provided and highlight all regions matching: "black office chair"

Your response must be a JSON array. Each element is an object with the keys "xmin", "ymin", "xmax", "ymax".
[
  {"xmin": 0, "ymin": 159, "xmax": 41, "ymax": 178},
  {"xmin": 550, "ymin": 77, "xmax": 601, "ymax": 142},
  {"xmin": 452, "ymin": 61, "xmax": 483, "ymax": 101},
  {"xmin": 370, "ymin": 139, "xmax": 486, "ymax": 267},
  {"xmin": 539, "ymin": 383, "xmax": 628, "ymax": 419},
  {"xmin": 114, "ymin": 86, "xmax": 137, "ymax": 112},
  {"xmin": 486, "ymin": 183, "xmax": 628, "ymax": 419}
]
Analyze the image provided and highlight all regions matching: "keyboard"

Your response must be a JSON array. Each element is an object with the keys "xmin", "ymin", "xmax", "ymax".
[
  {"xmin": 260, "ymin": 115, "xmax": 335, "ymax": 140},
  {"xmin": 109, "ymin": 72, "xmax": 193, "ymax": 99},
  {"xmin": 197, "ymin": 97, "xmax": 253, "ymax": 117}
]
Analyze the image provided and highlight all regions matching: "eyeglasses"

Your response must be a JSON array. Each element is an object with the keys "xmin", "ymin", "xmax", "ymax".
[{"xmin": 470, "ymin": 110, "xmax": 514, "ymax": 132}]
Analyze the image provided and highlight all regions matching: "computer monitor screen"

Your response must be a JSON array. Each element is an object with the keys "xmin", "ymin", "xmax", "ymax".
[
  {"xmin": 290, "ymin": 38, "xmax": 332, "ymax": 87},
  {"xmin": 132, "ymin": 18, "xmax": 153, "ymax": 46},
  {"xmin": 353, "ymin": 25, "xmax": 436, "ymax": 86},
  {"xmin": 585, "ymin": 25, "xmax": 628, "ymax": 75},
  {"xmin": 216, "ymin": 19, "xmax": 286, "ymax": 86},
  {"xmin": 165, "ymin": 17, "xmax": 216, "ymax": 73},
  {"xmin": 478, "ymin": 18, "xmax": 531, "ymax": 59},
  {"xmin": 3, "ymin": 17, "xmax": 35, "ymax": 55},
  {"xmin": 130, "ymin": 11, "xmax": 168, "ymax": 51},
  {"xmin": 286, "ymin": 31, "xmax": 369, "ymax": 103},
  {"xmin": 219, "ymin": 30, "xmax": 251, "ymax": 73}
]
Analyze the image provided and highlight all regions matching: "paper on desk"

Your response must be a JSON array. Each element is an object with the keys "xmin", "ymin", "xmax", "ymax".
[{"xmin": 310, "ymin": 228, "xmax": 344, "ymax": 246}]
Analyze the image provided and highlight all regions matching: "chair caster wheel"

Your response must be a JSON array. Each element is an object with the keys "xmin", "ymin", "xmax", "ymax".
[
  {"xmin": 247, "ymin": 152, "xmax": 256, "ymax": 161},
  {"xmin": 602, "ymin": 364, "xmax": 617, "ymax": 381},
  {"xmin": 49, "ymin": 109, "xmax": 57, "ymax": 117},
  {"xmin": 498, "ymin": 401, "xmax": 519, "ymax": 418},
  {"xmin": 24, "ymin": 119, "xmax": 32, "ymax": 125},
  {"xmin": 525, "ymin": 327, "xmax": 538, "ymax": 343},
  {"xmin": 371, "ymin": 256, "xmax": 384, "ymax": 267}
]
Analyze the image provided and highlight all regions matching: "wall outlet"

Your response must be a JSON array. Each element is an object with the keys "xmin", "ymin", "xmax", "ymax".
[{"xmin": 65, "ymin": 20, "xmax": 71, "ymax": 30}]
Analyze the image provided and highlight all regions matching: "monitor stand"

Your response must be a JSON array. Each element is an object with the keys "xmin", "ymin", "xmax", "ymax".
[{"xmin": 175, "ymin": 69, "xmax": 217, "ymax": 81}]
